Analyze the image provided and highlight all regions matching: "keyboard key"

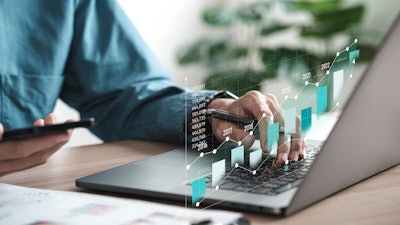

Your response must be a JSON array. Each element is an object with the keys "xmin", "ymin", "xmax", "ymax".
[
  {"xmin": 233, "ymin": 186, "xmax": 252, "ymax": 192},
  {"xmin": 220, "ymin": 182, "xmax": 241, "ymax": 190},
  {"xmin": 249, "ymin": 186, "xmax": 273, "ymax": 194},
  {"xmin": 273, "ymin": 179, "xmax": 303, "ymax": 194}
]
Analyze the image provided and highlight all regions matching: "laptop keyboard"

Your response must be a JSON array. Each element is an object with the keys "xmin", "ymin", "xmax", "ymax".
[{"xmin": 205, "ymin": 145, "xmax": 321, "ymax": 196}]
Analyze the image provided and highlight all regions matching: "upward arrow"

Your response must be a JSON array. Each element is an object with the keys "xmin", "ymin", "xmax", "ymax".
[{"xmin": 352, "ymin": 59, "xmax": 356, "ymax": 64}]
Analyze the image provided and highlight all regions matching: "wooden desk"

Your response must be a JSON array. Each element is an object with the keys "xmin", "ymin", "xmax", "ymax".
[{"xmin": 1, "ymin": 140, "xmax": 399, "ymax": 225}]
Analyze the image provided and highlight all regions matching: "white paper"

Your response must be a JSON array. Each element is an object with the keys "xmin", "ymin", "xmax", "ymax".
[{"xmin": 0, "ymin": 183, "xmax": 241, "ymax": 225}]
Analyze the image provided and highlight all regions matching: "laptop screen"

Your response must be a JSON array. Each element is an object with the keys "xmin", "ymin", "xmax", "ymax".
[{"xmin": 185, "ymin": 1, "xmax": 399, "ymax": 208}]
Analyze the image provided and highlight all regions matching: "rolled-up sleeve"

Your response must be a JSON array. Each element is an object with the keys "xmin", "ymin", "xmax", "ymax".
[{"xmin": 61, "ymin": 0, "xmax": 214, "ymax": 143}]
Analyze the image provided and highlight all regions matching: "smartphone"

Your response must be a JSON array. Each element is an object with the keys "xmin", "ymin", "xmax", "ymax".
[{"xmin": 1, "ymin": 118, "xmax": 95, "ymax": 142}]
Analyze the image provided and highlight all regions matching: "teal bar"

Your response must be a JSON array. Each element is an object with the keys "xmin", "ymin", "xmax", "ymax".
[
  {"xmin": 349, "ymin": 49, "xmax": 360, "ymax": 65},
  {"xmin": 212, "ymin": 159, "xmax": 225, "ymax": 187},
  {"xmin": 333, "ymin": 70, "xmax": 344, "ymax": 101},
  {"xmin": 284, "ymin": 108, "xmax": 296, "ymax": 135},
  {"xmin": 231, "ymin": 145, "xmax": 244, "ymax": 167},
  {"xmin": 249, "ymin": 149, "xmax": 262, "ymax": 169},
  {"xmin": 192, "ymin": 177, "xmax": 206, "ymax": 206},
  {"xmin": 317, "ymin": 86, "xmax": 328, "ymax": 118},
  {"xmin": 301, "ymin": 107, "xmax": 312, "ymax": 133},
  {"xmin": 267, "ymin": 122, "xmax": 280, "ymax": 151}
]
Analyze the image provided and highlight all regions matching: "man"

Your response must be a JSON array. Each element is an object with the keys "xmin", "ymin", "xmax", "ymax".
[{"xmin": 0, "ymin": 0, "xmax": 305, "ymax": 176}]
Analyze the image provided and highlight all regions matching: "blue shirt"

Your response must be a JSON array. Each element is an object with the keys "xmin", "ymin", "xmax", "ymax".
[{"xmin": 0, "ymin": 0, "xmax": 213, "ymax": 143}]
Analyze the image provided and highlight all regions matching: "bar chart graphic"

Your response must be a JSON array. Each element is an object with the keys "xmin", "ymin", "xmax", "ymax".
[
  {"xmin": 187, "ymin": 40, "xmax": 360, "ymax": 208},
  {"xmin": 301, "ymin": 107, "xmax": 312, "ymax": 133}
]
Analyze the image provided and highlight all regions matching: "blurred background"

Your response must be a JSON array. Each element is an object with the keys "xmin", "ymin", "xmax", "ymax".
[{"xmin": 56, "ymin": 0, "xmax": 399, "ymax": 147}]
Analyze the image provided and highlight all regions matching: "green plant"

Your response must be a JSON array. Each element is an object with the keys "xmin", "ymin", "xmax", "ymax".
[{"xmin": 177, "ymin": 0, "xmax": 377, "ymax": 97}]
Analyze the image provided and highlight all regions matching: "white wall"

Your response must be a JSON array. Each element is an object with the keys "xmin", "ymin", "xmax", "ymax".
[{"xmin": 117, "ymin": 0, "xmax": 213, "ymax": 88}]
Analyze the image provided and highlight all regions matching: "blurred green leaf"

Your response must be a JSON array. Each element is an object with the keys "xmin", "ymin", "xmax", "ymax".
[
  {"xmin": 202, "ymin": 7, "xmax": 235, "ymax": 26},
  {"xmin": 260, "ymin": 47, "xmax": 310, "ymax": 67},
  {"xmin": 313, "ymin": 5, "xmax": 364, "ymax": 27},
  {"xmin": 301, "ymin": 5, "xmax": 365, "ymax": 38},
  {"xmin": 260, "ymin": 23, "xmax": 291, "ymax": 35},
  {"xmin": 177, "ymin": 38, "xmax": 248, "ymax": 66},
  {"xmin": 177, "ymin": 39, "xmax": 210, "ymax": 65},
  {"xmin": 207, "ymin": 41, "xmax": 227, "ymax": 61},
  {"xmin": 208, "ymin": 46, "xmax": 249, "ymax": 65},
  {"xmin": 204, "ymin": 69, "xmax": 265, "ymax": 96},
  {"xmin": 277, "ymin": 56, "xmax": 310, "ymax": 86},
  {"xmin": 237, "ymin": 2, "xmax": 269, "ymax": 23},
  {"xmin": 177, "ymin": 44, "xmax": 202, "ymax": 65},
  {"xmin": 290, "ymin": 0, "xmax": 341, "ymax": 12},
  {"xmin": 259, "ymin": 47, "xmax": 320, "ymax": 85},
  {"xmin": 300, "ymin": 25, "xmax": 349, "ymax": 38}
]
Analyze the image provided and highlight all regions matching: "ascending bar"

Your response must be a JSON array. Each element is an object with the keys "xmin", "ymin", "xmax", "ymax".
[
  {"xmin": 284, "ymin": 108, "xmax": 296, "ymax": 135},
  {"xmin": 268, "ymin": 122, "xmax": 279, "ymax": 152},
  {"xmin": 212, "ymin": 159, "xmax": 225, "ymax": 187},
  {"xmin": 231, "ymin": 145, "xmax": 244, "ymax": 167},
  {"xmin": 349, "ymin": 50, "xmax": 359, "ymax": 65},
  {"xmin": 317, "ymin": 86, "xmax": 328, "ymax": 118},
  {"xmin": 192, "ymin": 177, "xmax": 206, "ymax": 207},
  {"xmin": 301, "ymin": 107, "xmax": 312, "ymax": 133},
  {"xmin": 333, "ymin": 70, "xmax": 344, "ymax": 101},
  {"xmin": 249, "ymin": 149, "xmax": 262, "ymax": 169}
]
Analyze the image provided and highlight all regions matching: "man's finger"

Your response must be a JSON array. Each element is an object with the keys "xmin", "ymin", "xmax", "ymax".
[
  {"xmin": 282, "ymin": 132, "xmax": 305, "ymax": 161},
  {"xmin": 0, "ymin": 123, "xmax": 3, "ymax": 139},
  {"xmin": 288, "ymin": 139, "xmax": 301, "ymax": 161},
  {"xmin": 287, "ymin": 115, "xmax": 305, "ymax": 160},
  {"xmin": 44, "ymin": 113, "xmax": 57, "ymax": 125},
  {"xmin": 265, "ymin": 94, "xmax": 280, "ymax": 114},
  {"xmin": 276, "ymin": 134, "xmax": 290, "ymax": 165},
  {"xmin": 240, "ymin": 91, "xmax": 273, "ymax": 121},
  {"xmin": 33, "ymin": 119, "xmax": 45, "ymax": 126},
  {"xmin": 258, "ymin": 116, "xmax": 268, "ymax": 152}
]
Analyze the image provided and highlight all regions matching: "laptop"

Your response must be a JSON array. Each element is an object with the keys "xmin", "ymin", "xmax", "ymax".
[{"xmin": 77, "ymin": 14, "xmax": 400, "ymax": 216}]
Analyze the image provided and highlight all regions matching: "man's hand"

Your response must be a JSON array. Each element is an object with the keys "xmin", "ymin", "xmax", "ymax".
[
  {"xmin": 207, "ymin": 91, "xmax": 306, "ymax": 166},
  {"xmin": 0, "ymin": 114, "xmax": 73, "ymax": 177}
]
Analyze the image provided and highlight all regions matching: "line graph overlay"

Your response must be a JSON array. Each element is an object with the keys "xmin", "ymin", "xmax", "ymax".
[{"xmin": 186, "ymin": 40, "xmax": 360, "ymax": 208}]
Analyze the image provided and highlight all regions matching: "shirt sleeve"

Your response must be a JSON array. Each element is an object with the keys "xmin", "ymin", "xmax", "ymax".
[{"xmin": 61, "ymin": 0, "xmax": 215, "ymax": 143}]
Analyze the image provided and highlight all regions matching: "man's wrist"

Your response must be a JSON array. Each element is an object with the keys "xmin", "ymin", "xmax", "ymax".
[
  {"xmin": 207, "ymin": 97, "xmax": 236, "ymax": 110},
  {"xmin": 188, "ymin": 90, "xmax": 238, "ymax": 149},
  {"xmin": 188, "ymin": 91, "xmax": 238, "ymax": 131},
  {"xmin": 189, "ymin": 91, "xmax": 238, "ymax": 148}
]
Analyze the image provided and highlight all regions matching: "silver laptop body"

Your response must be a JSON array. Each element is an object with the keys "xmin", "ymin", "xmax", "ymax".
[{"xmin": 77, "ymin": 15, "xmax": 400, "ymax": 216}]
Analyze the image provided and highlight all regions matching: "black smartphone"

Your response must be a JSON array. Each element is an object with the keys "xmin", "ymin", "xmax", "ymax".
[{"xmin": 1, "ymin": 118, "xmax": 95, "ymax": 142}]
